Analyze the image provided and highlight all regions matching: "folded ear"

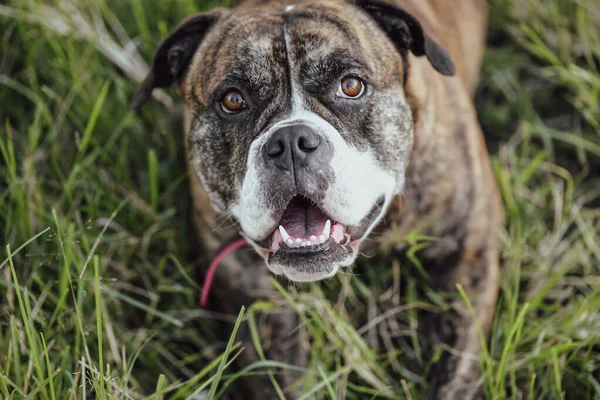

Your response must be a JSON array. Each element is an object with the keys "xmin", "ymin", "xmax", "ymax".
[
  {"xmin": 355, "ymin": 0, "xmax": 455, "ymax": 76},
  {"xmin": 131, "ymin": 9, "xmax": 226, "ymax": 110}
]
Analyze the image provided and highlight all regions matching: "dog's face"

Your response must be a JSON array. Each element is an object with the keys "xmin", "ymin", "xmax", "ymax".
[{"xmin": 133, "ymin": 0, "xmax": 454, "ymax": 282}]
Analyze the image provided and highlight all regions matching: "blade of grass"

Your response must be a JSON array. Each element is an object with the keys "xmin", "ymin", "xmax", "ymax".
[
  {"xmin": 552, "ymin": 348, "xmax": 564, "ymax": 400},
  {"xmin": 23, "ymin": 370, "xmax": 62, "ymax": 400},
  {"xmin": 317, "ymin": 365, "xmax": 337, "ymax": 399},
  {"xmin": 93, "ymin": 255, "xmax": 105, "ymax": 400},
  {"xmin": 170, "ymin": 344, "xmax": 240, "ymax": 399},
  {"xmin": 7, "ymin": 244, "xmax": 49, "ymax": 400},
  {"xmin": 0, "ymin": 227, "xmax": 51, "ymax": 271},
  {"xmin": 0, "ymin": 371, "xmax": 9, "ymax": 395},
  {"xmin": 79, "ymin": 81, "xmax": 110, "ymax": 155},
  {"xmin": 297, "ymin": 368, "xmax": 350, "ymax": 400},
  {"xmin": 153, "ymin": 374, "xmax": 166, "ymax": 399},
  {"xmin": 217, "ymin": 360, "xmax": 307, "ymax": 397},
  {"xmin": 528, "ymin": 373, "xmax": 537, "ymax": 400},
  {"xmin": 48, "ymin": 211, "xmax": 70, "ymax": 327},
  {"xmin": 10, "ymin": 315, "xmax": 23, "ymax": 389},
  {"xmin": 494, "ymin": 302, "xmax": 530, "ymax": 394},
  {"xmin": 183, "ymin": 347, "xmax": 244, "ymax": 400},
  {"xmin": 247, "ymin": 304, "xmax": 285, "ymax": 400},
  {"xmin": 107, "ymin": 289, "xmax": 183, "ymax": 327},
  {"xmin": 205, "ymin": 306, "xmax": 246, "ymax": 400},
  {"xmin": 147, "ymin": 149, "xmax": 159, "ymax": 210},
  {"xmin": 40, "ymin": 333, "xmax": 57, "ymax": 400}
]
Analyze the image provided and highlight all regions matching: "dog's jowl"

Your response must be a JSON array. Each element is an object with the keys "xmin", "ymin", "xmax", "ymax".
[{"xmin": 133, "ymin": 0, "xmax": 502, "ymax": 398}]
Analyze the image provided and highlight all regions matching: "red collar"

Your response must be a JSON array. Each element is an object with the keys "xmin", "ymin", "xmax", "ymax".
[{"xmin": 198, "ymin": 237, "xmax": 248, "ymax": 307}]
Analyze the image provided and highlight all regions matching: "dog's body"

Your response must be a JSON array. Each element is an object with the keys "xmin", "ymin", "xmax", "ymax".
[{"xmin": 133, "ymin": 0, "xmax": 502, "ymax": 398}]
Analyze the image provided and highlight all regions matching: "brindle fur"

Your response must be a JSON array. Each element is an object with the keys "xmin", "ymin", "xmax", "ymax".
[{"xmin": 134, "ymin": 0, "xmax": 502, "ymax": 398}]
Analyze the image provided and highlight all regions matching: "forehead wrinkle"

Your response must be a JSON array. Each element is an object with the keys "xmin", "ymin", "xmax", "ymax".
[
  {"xmin": 302, "ymin": 53, "xmax": 371, "ymax": 83},
  {"xmin": 293, "ymin": 2, "xmax": 403, "ymax": 87},
  {"xmin": 288, "ymin": 14, "xmax": 352, "ymax": 50},
  {"xmin": 287, "ymin": 10, "xmax": 372, "ymax": 65},
  {"xmin": 290, "ymin": 27, "xmax": 373, "ymax": 89},
  {"xmin": 289, "ymin": 13, "xmax": 356, "ymax": 43},
  {"xmin": 194, "ymin": 18, "xmax": 283, "ymax": 101},
  {"xmin": 232, "ymin": 37, "xmax": 276, "ymax": 85}
]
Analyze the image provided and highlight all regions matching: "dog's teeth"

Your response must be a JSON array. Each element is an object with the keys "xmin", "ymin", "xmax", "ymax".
[
  {"xmin": 279, "ymin": 226, "xmax": 291, "ymax": 244},
  {"xmin": 280, "ymin": 226, "xmax": 331, "ymax": 248},
  {"xmin": 322, "ymin": 220, "xmax": 331, "ymax": 238}
]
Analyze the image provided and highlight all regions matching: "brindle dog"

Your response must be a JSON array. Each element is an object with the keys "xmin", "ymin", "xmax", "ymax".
[{"xmin": 132, "ymin": 0, "xmax": 502, "ymax": 398}]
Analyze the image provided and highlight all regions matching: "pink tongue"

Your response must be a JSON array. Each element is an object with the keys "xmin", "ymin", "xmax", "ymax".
[{"xmin": 279, "ymin": 197, "xmax": 328, "ymax": 237}]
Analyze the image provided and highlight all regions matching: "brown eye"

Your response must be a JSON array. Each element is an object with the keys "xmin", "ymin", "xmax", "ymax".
[
  {"xmin": 339, "ymin": 76, "xmax": 365, "ymax": 98},
  {"xmin": 221, "ymin": 89, "xmax": 246, "ymax": 113}
]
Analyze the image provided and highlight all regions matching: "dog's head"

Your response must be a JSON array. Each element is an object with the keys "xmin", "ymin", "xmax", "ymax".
[{"xmin": 133, "ymin": 0, "xmax": 454, "ymax": 282}]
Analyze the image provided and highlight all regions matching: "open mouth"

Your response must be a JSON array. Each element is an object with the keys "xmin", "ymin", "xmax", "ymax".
[
  {"xmin": 269, "ymin": 196, "xmax": 344, "ymax": 254},
  {"xmin": 258, "ymin": 195, "xmax": 385, "ymax": 256}
]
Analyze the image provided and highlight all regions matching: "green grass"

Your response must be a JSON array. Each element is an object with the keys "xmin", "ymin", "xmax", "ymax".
[{"xmin": 1, "ymin": 0, "xmax": 599, "ymax": 398}]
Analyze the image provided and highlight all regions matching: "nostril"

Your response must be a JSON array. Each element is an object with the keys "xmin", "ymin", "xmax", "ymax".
[
  {"xmin": 298, "ymin": 135, "xmax": 320, "ymax": 152},
  {"xmin": 267, "ymin": 139, "xmax": 285, "ymax": 158}
]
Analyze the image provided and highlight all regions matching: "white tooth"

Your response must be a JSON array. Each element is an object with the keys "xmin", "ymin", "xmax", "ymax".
[
  {"xmin": 310, "ymin": 235, "xmax": 317, "ymax": 241},
  {"xmin": 319, "ymin": 235, "xmax": 325, "ymax": 242},
  {"xmin": 286, "ymin": 238, "xmax": 294, "ymax": 245},
  {"xmin": 322, "ymin": 220, "xmax": 331, "ymax": 238},
  {"xmin": 295, "ymin": 238, "xmax": 302, "ymax": 244},
  {"xmin": 279, "ymin": 226, "xmax": 291, "ymax": 244},
  {"xmin": 301, "ymin": 241, "xmax": 307, "ymax": 247},
  {"xmin": 306, "ymin": 241, "xmax": 312, "ymax": 246}
]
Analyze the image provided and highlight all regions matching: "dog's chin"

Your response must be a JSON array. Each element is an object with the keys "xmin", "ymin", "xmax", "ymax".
[
  {"xmin": 271, "ymin": 263, "xmax": 340, "ymax": 282},
  {"xmin": 245, "ymin": 195, "xmax": 385, "ymax": 282},
  {"xmin": 266, "ymin": 237, "xmax": 353, "ymax": 282}
]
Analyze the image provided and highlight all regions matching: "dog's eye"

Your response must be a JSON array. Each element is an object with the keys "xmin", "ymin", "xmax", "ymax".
[
  {"xmin": 337, "ymin": 76, "xmax": 365, "ymax": 99},
  {"xmin": 221, "ymin": 89, "xmax": 247, "ymax": 113}
]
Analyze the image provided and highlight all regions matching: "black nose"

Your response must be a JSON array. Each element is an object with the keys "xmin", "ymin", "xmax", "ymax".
[{"xmin": 264, "ymin": 124, "xmax": 323, "ymax": 170}]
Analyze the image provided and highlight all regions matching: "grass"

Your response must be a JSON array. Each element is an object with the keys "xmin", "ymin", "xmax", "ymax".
[{"xmin": 1, "ymin": 0, "xmax": 599, "ymax": 398}]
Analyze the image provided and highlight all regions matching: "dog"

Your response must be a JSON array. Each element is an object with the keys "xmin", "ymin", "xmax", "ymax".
[{"xmin": 132, "ymin": 0, "xmax": 502, "ymax": 398}]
